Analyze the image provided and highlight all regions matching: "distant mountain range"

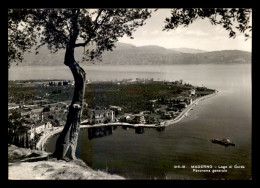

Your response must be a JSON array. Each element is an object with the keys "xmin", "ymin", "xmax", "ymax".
[
  {"xmin": 169, "ymin": 48, "xmax": 207, "ymax": 53},
  {"xmin": 19, "ymin": 42, "xmax": 251, "ymax": 66}
]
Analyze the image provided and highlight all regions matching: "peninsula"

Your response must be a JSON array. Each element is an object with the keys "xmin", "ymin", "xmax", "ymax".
[{"xmin": 8, "ymin": 78, "xmax": 217, "ymax": 151}]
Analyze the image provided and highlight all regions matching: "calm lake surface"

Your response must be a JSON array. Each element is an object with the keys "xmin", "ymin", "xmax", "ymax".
[{"xmin": 9, "ymin": 64, "xmax": 252, "ymax": 180}]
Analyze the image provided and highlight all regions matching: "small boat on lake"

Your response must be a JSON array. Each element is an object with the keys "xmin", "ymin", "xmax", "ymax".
[{"xmin": 211, "ymin": 138, "xmax": 235, "ymax": 146}]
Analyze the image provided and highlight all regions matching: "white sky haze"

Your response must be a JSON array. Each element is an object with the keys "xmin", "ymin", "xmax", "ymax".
[{"xmin": 118, "ymin": 9, "xmax": 252, "ymax": 52}]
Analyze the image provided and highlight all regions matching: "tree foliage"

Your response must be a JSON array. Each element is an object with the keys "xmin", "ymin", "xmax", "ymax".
[
  {"xmin": 8, "ymin": 9, "xmax": 152, "ymax": 67},
  {"xmin": 8, "ymin": 8, "xmax": 252, "ymax": 68},
  {"xmin": 8, "ymin": 9, "xmax": 38, "ymax": 67},
  {"xmin": 164, "ymin": 8, "xmax": 252, "ymax": 39}
]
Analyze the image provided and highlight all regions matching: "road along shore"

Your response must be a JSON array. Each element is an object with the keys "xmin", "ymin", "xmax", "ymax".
[
  {"xmin": 37, "ymin": 90, "xmax": 218, "ymax": 150},
  {"xmin": 161, "ymin": 90, "xmax": 218, "ymax": 126}
]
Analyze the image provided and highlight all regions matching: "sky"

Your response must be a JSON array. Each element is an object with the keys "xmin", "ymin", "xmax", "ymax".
[{"xmin": 118, "ymin": 9, "xmax": 252, "ymax": 52}]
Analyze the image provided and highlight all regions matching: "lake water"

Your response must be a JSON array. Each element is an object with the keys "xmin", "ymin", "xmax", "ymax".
[{"xmin": 9, "ymin": 64, "xmax": 252, "ymax": 180}]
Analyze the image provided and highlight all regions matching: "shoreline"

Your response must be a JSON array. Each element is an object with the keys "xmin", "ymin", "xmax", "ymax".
[
  {"xmin": 37, "ymin": 90, "xmax": 218, "ymax": 151},
  {"xmin": 161, "ymin": 90, "xmax": 218, "ymax": 126},
  {"xmin": 36, "ymin": 127, "xmax": 64, "ymax": 151}
]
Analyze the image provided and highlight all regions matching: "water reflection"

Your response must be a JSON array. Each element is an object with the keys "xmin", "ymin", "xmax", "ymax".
[
  {"xmin": 87, "ymin": 126, "xmax": 113, "ymax": 140},
  {"xmin": 135, "ymin": 127, "xmax": 145, "ymax": 134},
  {"xmin": 156, "ymin": 127, "xmax": 165, "ymax": 132},
  {"xmin": 87, "ymin": 125, "xmax": 165, "ymax": 139}
]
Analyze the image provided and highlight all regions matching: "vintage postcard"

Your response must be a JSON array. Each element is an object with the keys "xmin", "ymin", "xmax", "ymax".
[{"xmin": 8, "ymin": 8, "xmax": 252, "ymax": 180}]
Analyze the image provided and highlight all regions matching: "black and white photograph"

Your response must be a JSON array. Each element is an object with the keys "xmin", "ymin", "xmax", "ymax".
[{"xmin": 7, "ymin": 8, "xmax": 252, "ymax": 180}]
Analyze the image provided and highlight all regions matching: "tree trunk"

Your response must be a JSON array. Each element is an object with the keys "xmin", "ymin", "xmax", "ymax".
[{"xmin": 52, "ymin": 46, "xmax": 86, "ymax": 160}]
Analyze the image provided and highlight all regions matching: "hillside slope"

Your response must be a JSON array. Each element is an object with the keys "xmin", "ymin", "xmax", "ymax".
[
  {"xmin": 8, "ymin": 145, "xmax": 124, "ymax": 180},
  {"xmin": 19, "ymin": 42, "xmax": 251, "ymax": 66}
]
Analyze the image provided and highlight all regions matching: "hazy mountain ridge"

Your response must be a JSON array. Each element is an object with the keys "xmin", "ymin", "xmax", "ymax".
[
  {"xmin": 18, "ymin": 42, "xmax": 251, "ymax": 66},
  {"xmin": 170, "ymin": 48, "xmax": 207, "ymax": 53}
]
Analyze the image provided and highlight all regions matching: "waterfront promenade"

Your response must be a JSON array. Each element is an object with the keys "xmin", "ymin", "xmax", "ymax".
[
  {"xmin": 162, "ymin": 90, "xmax": 218, "ymax": 126},
  {"xmin": 37, "ymin": 90, "xmax": 218, "ymax": 151}
]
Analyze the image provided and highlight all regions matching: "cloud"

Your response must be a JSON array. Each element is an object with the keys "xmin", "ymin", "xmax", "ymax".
[
  {"xmin": 142, "ymin": 30, "xmax": 148, "ymax": 35},
  {"xmin": 151, "ymin": 30, "xmax": 160, "ymax": 35},
  {"xmin": 185, "ymin": 30, "xmax": 210, "ymax": 36},
  {"xmin": 118, "ymin": 9, "xmax": 252, "ymax": 52}
]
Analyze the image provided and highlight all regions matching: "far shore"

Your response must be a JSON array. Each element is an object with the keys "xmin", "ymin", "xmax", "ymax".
[{"xmin": 37, "ymin": 90, "xmax": 218, "ymax": 151}]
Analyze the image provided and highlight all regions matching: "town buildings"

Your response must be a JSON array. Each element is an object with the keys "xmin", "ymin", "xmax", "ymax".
[
  {"xmin": 109, "ymin": 105, "xmax": 122, "ymax": 112},
  {"xmin": 29, "ymin": 121, "xmax": 53, "ymax": 140},
  {"xmin": 8, "ymin": 79, "xmax": 215, "ymax": 149},
  {"xmin": 88, "ymin": 109, "xmax": 115, "ymax": 124},
  {"xmin": 119, "ymin": 114, "xmax": 146, "ymax": 124}
]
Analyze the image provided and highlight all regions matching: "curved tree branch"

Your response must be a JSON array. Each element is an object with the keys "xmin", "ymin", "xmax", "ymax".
[{"xmin": 74, "ymin": 9, "xmax": 113, "ymax": 48}]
